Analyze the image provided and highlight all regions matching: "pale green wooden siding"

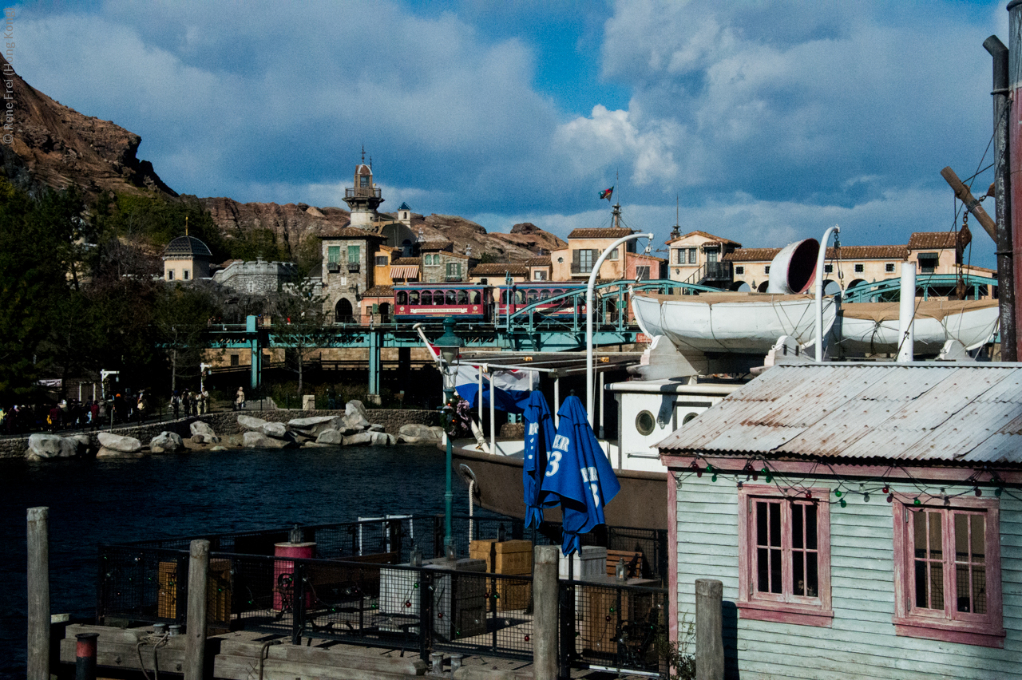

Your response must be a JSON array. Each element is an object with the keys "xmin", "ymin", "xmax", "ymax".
[{"xmin": 675, "ymin": 474, "xmax": 1022, "ymax": 679}]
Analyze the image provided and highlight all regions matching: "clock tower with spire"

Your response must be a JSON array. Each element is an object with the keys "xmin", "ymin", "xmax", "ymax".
[{"xmin": 344, "ymin": 147, "xmax": 384, "ymax": 229}]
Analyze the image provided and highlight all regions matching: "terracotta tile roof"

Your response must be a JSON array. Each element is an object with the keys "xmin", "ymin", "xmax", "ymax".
[
  {"xmin": 630, "ymin": 252, "xmax": 667, "ymax": 263},
  {"xmin": 908, "ymin": 231, "xmax": 957, "ymax": 249},
  {"xmin": 470, "ymin": 263, "xmax": 531, "ymax": 277},
  {"xmin": 666, "ymin": 230, "xmax": 742, "ymax": 247},
  {"xmin": 362, "ymin": 285, "xmax": 394, "ymax": 297},
  {"xmin": 390, "ymin": 257, "xmax": 422, "ymax": 266},
  {"xmin": 524, "ymin": 256, "xmax": 552, "ymax": 266},
  {"xmin": 828, "ymin": 245, "xmax": 907, "ymax": 259},
  {"xmin": 723, "ymin": 248, "xmax": 781, "ymax": 262},
  {"xmin": 724, "ymin": 245, "xmax": 908, "ymax": 262},
  {"xmin": 567, "ymin": 228, "xmax": 634, "ymax": 239},
  {"xmin": 420, "ymin": 239, "xmax": 453, "ymax": 251},
  {"xmin": 320, "ymin": 227, "xmax": 386, "ymax": 240}
]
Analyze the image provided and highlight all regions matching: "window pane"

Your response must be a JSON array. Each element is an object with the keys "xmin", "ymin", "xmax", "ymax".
[
  {"xmin": 757, "ymin": 548, "xmax": 769, "ymax": 592},
  {"xmin": 770, "ymin": 548, "xmax": 782, "ymax": 594},
  {"xmin": 793, "ymin": 551, "xmax": 804, "ymax": 596},
  {"xmin": 446, "ymin": 291, "xmax": 457, "ymax": 305},
  {"xmin": 914, "ymin": 560, "xmax": 928, "ymax": 608},
  {"xmin": 806, "ymin": 504, "xmax": 817, "ymax": 550},
  {"xmin": 955, "ymin": 514, "xmax": 968, "ymax": 562},
  {"xmin": 396, "ymin": 291, "xmax": 407, "ymax": 304},
  {"xmin": 409, "ymin": 291, "xmax": 420, "ymax": 304},
  {"xmin": 421, "ymin": 291, "xmax": 432, "ymax": 305},
  {"xmin": 792, "ymin": 504, "xmax": 804, "ymax": 550},
  {"xmin": 913, "ymin": 510, "xmax": 927, "ymax": 559},
  {"xmin": 457, "ymin": 290, "xmax": 468, "ymax": 304},
  {"xmin": 471, "ymin": 291, "xmax": 481, "ymax": 304},
  {"xmin": 973, "ymin": 568, "xmax": 987, "ymax": 614},
  {"xmin": 769, "ymin": 503, "xmax": 781, "ymax": 548},
  {"xmin": 930, "ymin": 562, "xmax": 944, "ymax": 609},
  {"xmin": 971, "ymin": 515, "xmax": 985, "ymax": 564},
  {"xmin": 928, "ymin": 511, "xmax": 942, "ymax": 561},
  {"xmin": 957, "ymin": 564, "xmax": 971, "ymax": 613},
  {"xmin": 756, "ymin": 502, "xmax": 768, "ymax": 546},
  {"xmin": 806, "ymin": 552, "xmax": 818, "ymax": 598}
]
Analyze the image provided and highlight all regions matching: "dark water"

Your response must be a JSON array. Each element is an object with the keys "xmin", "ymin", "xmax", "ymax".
[{"xmin": 0, "ymin": 445, "xmax": 472, "ymax": 678}]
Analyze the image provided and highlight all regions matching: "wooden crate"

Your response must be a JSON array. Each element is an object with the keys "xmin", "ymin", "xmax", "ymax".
[
  {"xmin": 581, "ymin": 587, "xmax": 653, "ymax": 655},
  {"xmin": 157, "ymin": 559, "xmax": 232, "ymax": 621},
  {"xmin": 469, "ymin": 539, "xmax": 532, "ymax": 575},
  {"xmin": 496, "ymin": 578, "xmax": 531, "ymax": 611}
]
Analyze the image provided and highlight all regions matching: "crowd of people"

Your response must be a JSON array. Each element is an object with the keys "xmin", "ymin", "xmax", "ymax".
[{"xmin": 0, "ymin": 385, "xmax": 217, "ymax": 436}]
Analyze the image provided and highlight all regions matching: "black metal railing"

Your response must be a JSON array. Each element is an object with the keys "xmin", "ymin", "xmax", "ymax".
[{"xmin": 345, "ymin": 187, "xmax": 382, "ymax": 199}]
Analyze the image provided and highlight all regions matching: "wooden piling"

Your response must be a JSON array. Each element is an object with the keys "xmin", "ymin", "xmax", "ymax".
[
  {"xmin": 27, "ymin": 506, "xmax": 49, "ymax": 680},
  {"xmin": 695, "ymin": 579, "xmax": 723, "ymax": 680},
  {"xmin": 184, "ymin": 539, "xmax": 210, "ymax": 680},
  {"xmin": 532, "ymin": 545, "xmax": 558, "ymax": 680}
]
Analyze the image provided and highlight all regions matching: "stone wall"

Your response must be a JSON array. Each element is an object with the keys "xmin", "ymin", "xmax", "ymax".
[{"xmin": 0, "ymin": 408, "xmax": 442, "ymax": 460}]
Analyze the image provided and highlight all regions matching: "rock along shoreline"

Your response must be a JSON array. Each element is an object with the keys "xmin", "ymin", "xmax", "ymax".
[{"xmin": 2, "ymin": 401, "xmax": 444, "ymax": 460}]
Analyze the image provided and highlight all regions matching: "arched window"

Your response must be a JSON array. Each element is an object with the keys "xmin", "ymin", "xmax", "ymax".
[
  {"xmin": 457, "ymin": 290, "xmax": 469, "ymax": 304},
  {"xmin": 421, "ymin": 290, "xmax": 432, "ymax": 305},
  {"xmin": 527, "ymin": 290, "xmax": 538, "ymax": 304},
  {"xmin": 515, "ymin": 290, "xmax": 525, "ymax": 304},
  {"xmin": 396, "ymin": 291, "xmax": 407, "ymax": 305},
  {"xmin": 335, "ymin": 298, "xmax": 354, "ymax": 322},
  {"xmin": 446, "ymin": 290, "xmax": 457, "ymax": 305},
  {"xmin": 471, "ymin": 290, "xmax": 481, "ymax": 304},
  {"xmin": 539, "ymin": 290, "xmax": 550, "ymax": 301},
  {"xmin": 501, "ymin": 289, "xmax": 508, "ymax": 303}
]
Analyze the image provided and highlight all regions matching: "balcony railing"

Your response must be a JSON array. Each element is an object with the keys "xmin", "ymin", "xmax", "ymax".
[{"xmin": 345, "ymin": 187, "xmax": 382, "ymax": 199}]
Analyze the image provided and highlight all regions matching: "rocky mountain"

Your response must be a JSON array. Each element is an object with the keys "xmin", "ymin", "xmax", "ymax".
[
  {"xmin": 0, "ymin": 55, "xmax": 174, "ymax": 198},
  {"xmin": 3, "ymin": 57, "xmax": 566, "ymax": 261}
]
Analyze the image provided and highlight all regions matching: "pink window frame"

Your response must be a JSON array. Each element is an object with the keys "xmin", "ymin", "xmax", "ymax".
[
  {"xmin": 891, "ymin": 494, "xmax": 1004, "ymax": 648},
  {"xmin": 737, "ymin": 485, "xmax": 833, "ymax": 627}
]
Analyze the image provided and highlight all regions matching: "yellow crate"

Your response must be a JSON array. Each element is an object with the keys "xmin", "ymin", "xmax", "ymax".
[
  {"xmin": 496, "ymin": 579, "xmax": 532, "ymax": 611},
  {"xmin": 469, "ymin": 539, "xmax": 533, "ymax": 575},
  {"xmin": 156, "ymin": 559, "xmax": 231, "ymax": 622}
]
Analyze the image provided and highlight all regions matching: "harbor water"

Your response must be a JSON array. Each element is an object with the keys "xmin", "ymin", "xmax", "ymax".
[{"xmin": 0, "ymin": 444, "xmax": 476, "ymax": 678}]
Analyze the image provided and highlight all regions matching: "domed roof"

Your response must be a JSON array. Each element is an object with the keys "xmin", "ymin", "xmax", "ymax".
[{"xmin": 163, "ymin": 235, "xmax": 212, "ymax": 258}]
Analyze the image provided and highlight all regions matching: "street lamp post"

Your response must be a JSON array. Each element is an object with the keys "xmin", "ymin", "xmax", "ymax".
[
  {"xmin": 434, "ymin": 317, "xmax": 462, "ymax": 556},
  {"xmin": 586, "ymin": 233, "xmax": 654, "ymax": 426}
]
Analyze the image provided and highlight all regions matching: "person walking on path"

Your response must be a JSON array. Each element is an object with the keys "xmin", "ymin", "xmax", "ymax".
[
  {"xmin": 235, "ymin": 387, "xmax": 245, "ymax": 411},
  {"xmin": 171, "ymin": 391, "xmax": 180, "ymax": 419}
]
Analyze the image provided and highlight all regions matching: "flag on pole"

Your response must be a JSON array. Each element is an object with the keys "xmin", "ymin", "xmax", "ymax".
[{"xmin": 599, "ymin": 187, "xmax": 614, "ymax": 201}]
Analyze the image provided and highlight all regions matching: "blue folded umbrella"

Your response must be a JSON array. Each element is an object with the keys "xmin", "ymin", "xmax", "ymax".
[
  {"xmin": 523, "ymin": 391, "xmax": 558, "ymax": 528},
  {"xmin": 539, "ymin": 396, "xmax": 621, "ymax": 555}
]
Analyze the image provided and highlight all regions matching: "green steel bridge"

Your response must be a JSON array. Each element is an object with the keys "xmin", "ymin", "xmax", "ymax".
[{"xmin": 209, "ymin": 274, "xmax": 998, "ymax": 390}]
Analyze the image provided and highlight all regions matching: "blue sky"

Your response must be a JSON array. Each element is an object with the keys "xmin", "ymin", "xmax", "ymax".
[{"xmin": 10, "ymin": 0, "xmax": 1011, "ymax": 266}]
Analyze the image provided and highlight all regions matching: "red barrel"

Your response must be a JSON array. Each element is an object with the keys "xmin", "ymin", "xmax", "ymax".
[{"xmin": 273, "ymin": 542, "xmax": 315, "ymax": 610}]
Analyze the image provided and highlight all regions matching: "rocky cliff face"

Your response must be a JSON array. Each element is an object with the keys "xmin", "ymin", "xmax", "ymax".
[
  {"xmin": 0, "ymin": 55, "xmax": 174, "ymax": 198},
  {"xmin": 5, "ymin": 60, "xmax": 565, "ymax": 260}
]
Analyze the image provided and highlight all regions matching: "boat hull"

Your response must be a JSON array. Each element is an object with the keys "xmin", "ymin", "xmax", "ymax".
[{"xmin": 451, "ymin": 442, "xmax": 668, "ymax": 532}]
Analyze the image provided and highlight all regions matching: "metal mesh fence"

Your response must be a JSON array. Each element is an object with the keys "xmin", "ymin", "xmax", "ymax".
[{"xmin": 97, "ymin": 542, "xmax": 668, "ymax": 675}]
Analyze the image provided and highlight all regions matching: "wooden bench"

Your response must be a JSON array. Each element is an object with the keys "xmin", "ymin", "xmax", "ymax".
[{"xmin": 605, "ymin": 549, "xmax": 644, "ymax": 579}]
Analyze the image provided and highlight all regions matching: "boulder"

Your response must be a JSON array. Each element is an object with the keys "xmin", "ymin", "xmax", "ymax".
[
  {"xmin": 70, "ymin": 434, "xmax": 91, "ymax": 451},
  {"xmin": 346, "ymin": 400, "xmax": 370, "ymax": 421},
  {"xmin": 26, "ymin": 434, "xmax": 79, "ymax": 459},
  {"xmin": 243, "ymin": 431, "xmax": 294, "ymax": 449},
  {"xmin": 149, "ymin": 432, "xmax": 183, "ymax": 453},
  {"xmin": 397, "ymin": 435, "xmax": 432, "ymax": 444},
  {"xmin": 368, "ymin": 423, "xmax": 385, "ymax": 433},
  {"xmin": 303, "ymin": 441, "xmax": 329, "ymax": 448},
  {"xmin": 97, "ymin": 432, "xmax": 142, "ymax": 453},
  {"xmin": 237, "ymin": 415, "xmax": 269, "ymax": 432},
  {"xmin": 263, "ymin": 422, "xmax": 289, "ymax": 439},
  {"xmin": 342, "ymin": 432, "xmax": 374, "ymax": 446},
  {"xmin": 288, "ymin": 415, "xmax": 342, "ymax": 437},
  {"xmin": 210, "ymin": 445, "xmax": 228, "ymax": 452},
  {"xmin": 190, "ymin": 421, "xmax": 217, "ymax": 443},
  {"xmin": 398, "ymin": 424, "xmax": 441, "ymax": 441},
  {"xmin": 96, "ymin": 446, "xmax": 144, "ymax": 459},
  {"xmin": 370, "ymin": 432, "xmax": 395, "ymax": 446},
  {"xmin": 316, "ymin": 430, "xmax": 344, "ymax": 445},
  {"xmin": 342, "ymin": 412, "xmax": 371, "ymax": 431}
]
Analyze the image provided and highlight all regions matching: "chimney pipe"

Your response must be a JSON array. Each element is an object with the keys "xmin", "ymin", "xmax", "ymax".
[
  {"xmin": 984, "ymin": 34, "xmax": 1016, "ymax": 360},
  {"xmin": 898, "ymin": 263, "xmax": 916, "ymax": 363}
]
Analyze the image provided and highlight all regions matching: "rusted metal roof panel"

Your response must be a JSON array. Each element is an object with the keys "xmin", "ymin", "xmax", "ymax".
[{"xmin": 657, "ymin": 362, "xmax": 1022, "ymax": 465}]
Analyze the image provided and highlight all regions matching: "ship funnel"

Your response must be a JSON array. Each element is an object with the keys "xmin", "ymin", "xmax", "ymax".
[{"xmin": 767, "ymin": 239, "xmax": 820, "ymax": 294}]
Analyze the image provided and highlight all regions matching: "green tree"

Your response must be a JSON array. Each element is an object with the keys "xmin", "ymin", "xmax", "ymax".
[
  {"xmin": 269, "ymin": 279, "xmax": 332, "ymax": 398},
  {"xmin": 154, "ymin": 283, "xmax": 223, "ymax": 394}
]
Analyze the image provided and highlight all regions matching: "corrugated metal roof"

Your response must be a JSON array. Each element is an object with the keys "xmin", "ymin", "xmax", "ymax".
[{"xmin": 657, "ymin": 362, "xmax": 1022, "ymax": 465}]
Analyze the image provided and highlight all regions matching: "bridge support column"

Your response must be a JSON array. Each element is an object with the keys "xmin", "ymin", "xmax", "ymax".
[
  {"xmin": 368, "ymin": 330, "xmax": 381, "ymax": 404},
  {"xmin": 247, "ymin": 315, "xmax": 260, "ymax": 390}
]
